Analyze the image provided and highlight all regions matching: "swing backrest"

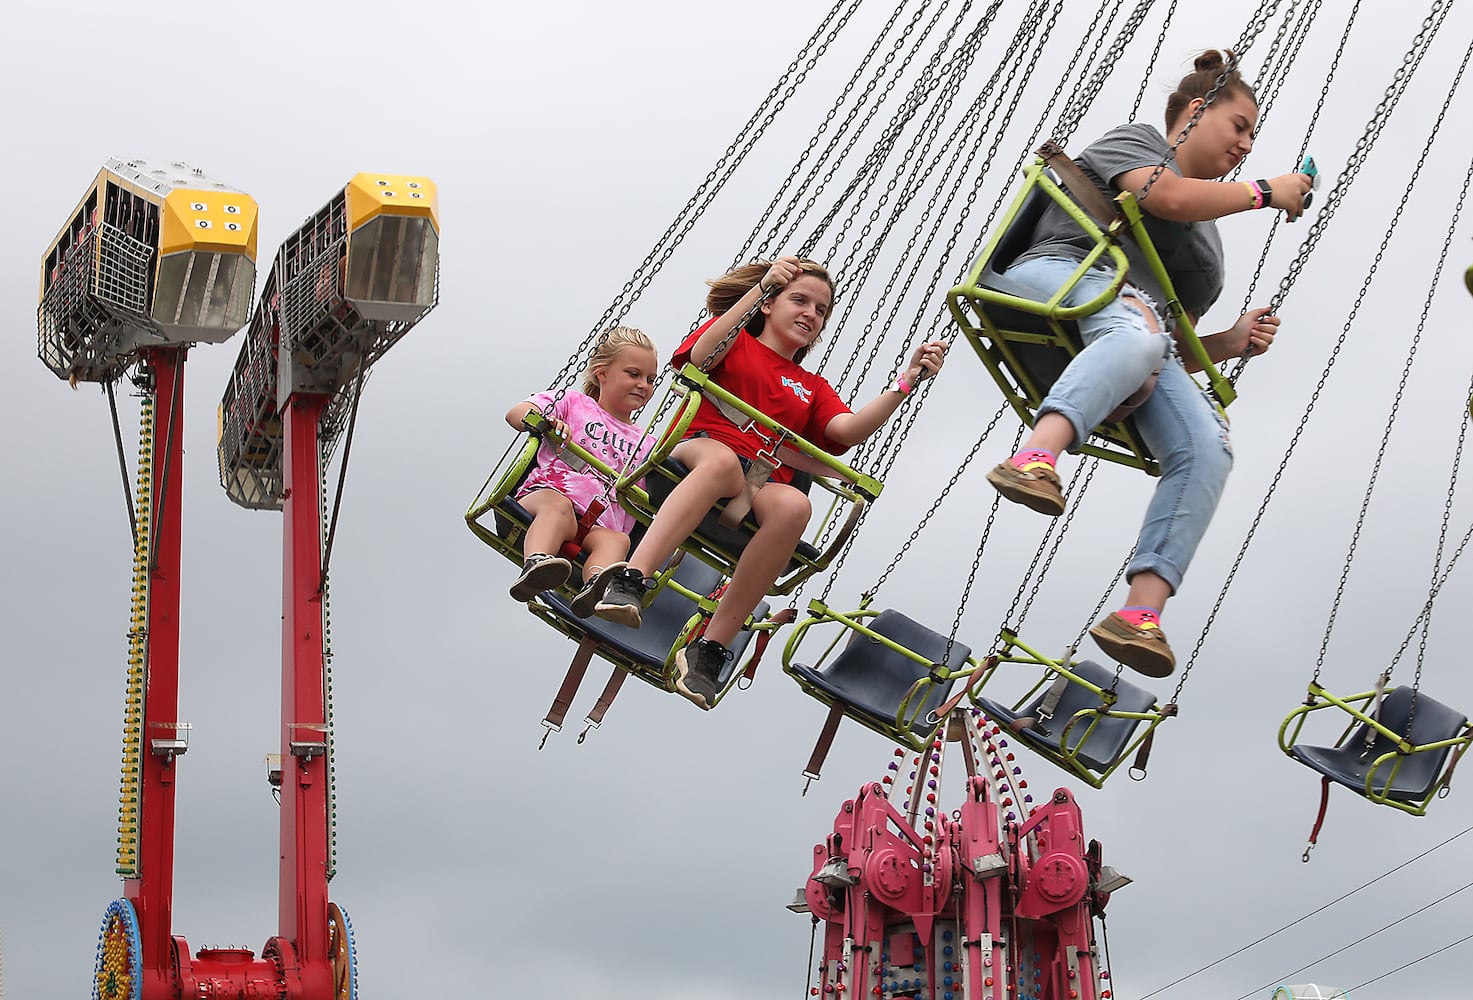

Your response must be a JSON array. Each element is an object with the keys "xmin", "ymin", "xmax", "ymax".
[
  {"xmin": 789, "ymin": 610, "xmax": 971, "ymax": 740},
  {"xmin": 975, "ymin": 659, "xmax": 1157, "ymax": 774},
  {"xmin": 945, "ymin": 161, "xmax": 1159, "ymax": 474},
  {"xmin": 1289, "ymin": 686, "xmax": 1469, "ymax": 803}
]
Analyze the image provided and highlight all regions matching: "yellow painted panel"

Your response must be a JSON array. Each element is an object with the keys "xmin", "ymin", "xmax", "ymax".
[
  {"xmin": 344, "ymin": 173, "xmax": 438, "ymax": 233},
  {"xmin": 159, "ymin": 188, "xmax": 259, "ymax": 257}
]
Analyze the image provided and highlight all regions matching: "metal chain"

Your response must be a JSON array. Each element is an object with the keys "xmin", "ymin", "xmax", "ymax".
[
  {"xmin": 777, "ymin": 0, "xmax": 966, "ymax": 265},
  {"xmin": 1135, "ymin": 2, "xmax": 1285, "ymax": 205},
  {"xmin": 1227, "ymin": 0, "xmax": 1362, "ymax": 349},
  {"xmin": 1309, "ymin": 72, "xmax": 1473, "ymax": 684},
  {"xmin": 1128, "ymin": 0, "xmax": 1180, "ymax": 121},
  {"xmin": 1258, "ymin": 0, "xmax": 1452, "ymax": 317},
  {"xmin": 544, "ymin": 0, "xmax": 863, "ymax": 394},
  {"xmin": 863, "ymin": 407, "xmax": 1006, "ymax": 597},
  {"xmin": 1005, "ymin": 458, "xmax": 1101, "ymax": 636},
  {"xmin": 740, "ymin": 0, "xmax": 924, "ymax": 264},
  {"xmin": 1172, "ymin": 65, "xmax": 1456, "ymax": 699}
]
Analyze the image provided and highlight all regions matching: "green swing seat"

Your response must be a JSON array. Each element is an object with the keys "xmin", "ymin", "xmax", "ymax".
[
  {"xmin": 968, "ymin": 630, "xmax": 1174, "ymax": 789},
  {"xmin": 946, "ymin": 151, "xmax": 1236, "ymax": 475},
  {"xmin": 1280, "ymin": 682, "xmax": 1472, "ymax": 816},
  {"xmin": 783, "ymin": 600, "xmax": 982, "ymax": 753}
]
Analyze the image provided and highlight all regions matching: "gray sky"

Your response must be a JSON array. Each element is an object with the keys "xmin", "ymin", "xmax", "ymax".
[{"xmin": 5, "ymin": 1, "xmax": 1473, "ymax": 998}]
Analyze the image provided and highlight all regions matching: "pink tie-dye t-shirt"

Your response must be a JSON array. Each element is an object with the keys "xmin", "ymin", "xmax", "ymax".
[{"xmin": 514, "ymin": 390, "xmax": 652, "ymax": 534}]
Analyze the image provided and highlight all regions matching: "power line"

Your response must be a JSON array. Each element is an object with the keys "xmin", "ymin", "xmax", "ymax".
[
  {"xmin": 1235, "ymin": 880, "xmax": 1473, "ymax": 999},
  {"xmin": 1138, "ymin": 824, "xmax": 1473, "ymax": 998},
  {"xmin": 1327, "ymin": 930, "xmax": 1473, "ymax": 998}
]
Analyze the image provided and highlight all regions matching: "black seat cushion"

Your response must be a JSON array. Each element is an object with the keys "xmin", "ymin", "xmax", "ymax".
[
  {"xmin": 540, "ymin": 557, "xmax": 765, "ymax": 685},
  {"xmin": 1289, "ymin": 687, "xmax": 1469, "ymax": 803},
  {"xmin": 975, "ymin": 659, "xmax": 1157, "ymax": 773},
  {"xmin": 789, "ymin": 610, "xmax": 971, "ymax": 739}
]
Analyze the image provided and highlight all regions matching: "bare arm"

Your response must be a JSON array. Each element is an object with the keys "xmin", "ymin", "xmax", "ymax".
[
  {"xmin": 684, "ymin": 256, "xmax": 809, "ymax": 371},
  {"xmin": 1181, "ymin": 307, "xmax": 1279, "ymax": 372},
  {"xmin": 1118, "ymin": 166, "xmax": 1313, "ymax": 223},
  {"xmin": 825, "ymin": 341, "xmax": 948, "ymax": 448}
]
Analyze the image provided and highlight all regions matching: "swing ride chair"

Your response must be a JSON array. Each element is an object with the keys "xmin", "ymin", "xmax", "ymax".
[
  {"xmin": 1278, "ymin": 682, "xmax": 1471, "ymax": 816},
  {"xmin": 465, "ymin": 409, "xmax": 779, "ymax": 716},
  {"xmin": 783, "ymin": 601, "xmax": 982, "ymax": 755},
  {"xmin": 968, "ymin": 629, "xmax": 1172, "ymax": 790},
  {"xmin": 946, "ymin": 150, "xmax": 1237, "ymax": 475}
]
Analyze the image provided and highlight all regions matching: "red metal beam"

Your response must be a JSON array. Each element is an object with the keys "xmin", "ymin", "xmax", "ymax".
[
  {"xmin": 123, "ymin": 346, "xmax": 187, "ymax": 1000},
  {"xmin": 278, "ymin": 391, "xmax": 333, "ymax": 997}
]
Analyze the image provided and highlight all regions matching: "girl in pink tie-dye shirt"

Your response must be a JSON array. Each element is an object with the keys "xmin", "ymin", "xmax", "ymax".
[{"xmin": 504, "ymin": 327, "xmax": 658, "ymax": 616}]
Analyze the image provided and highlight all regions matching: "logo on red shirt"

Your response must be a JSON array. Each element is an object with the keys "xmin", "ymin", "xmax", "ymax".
[{"xmin": 780, "ymin": 376, "xmax": 814, "ymax": 403}]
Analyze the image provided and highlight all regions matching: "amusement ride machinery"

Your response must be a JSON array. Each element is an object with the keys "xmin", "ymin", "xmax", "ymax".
[{"xmin": 37, "ymin": 160, "xmax": 439, "ymax": 1000}]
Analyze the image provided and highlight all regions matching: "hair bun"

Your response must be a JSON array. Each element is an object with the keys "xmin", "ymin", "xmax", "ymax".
[{"xmin": 1194, "ymin": 48, "xmax": 1233, "ymax": 73}]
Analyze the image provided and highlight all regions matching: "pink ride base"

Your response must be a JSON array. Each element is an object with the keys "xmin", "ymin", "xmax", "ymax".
[{"xmin": 799, "ymin": 712, "xmax": 1117, "ymax": 1000}]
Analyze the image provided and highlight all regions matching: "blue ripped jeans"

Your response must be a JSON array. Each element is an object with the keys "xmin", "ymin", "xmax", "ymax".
[{"xmin": 1006, "ymin": 256, "xmax": 1233, "ymax": 595}]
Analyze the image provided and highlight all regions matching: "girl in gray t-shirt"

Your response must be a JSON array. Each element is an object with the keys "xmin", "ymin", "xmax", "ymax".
[{"xmin": 985, "ymin": 49, "xmax": 1314, "ymax": 679}]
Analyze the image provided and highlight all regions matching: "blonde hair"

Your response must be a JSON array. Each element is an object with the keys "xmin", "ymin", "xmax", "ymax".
[
  {"xmin": 705, "ymin": 258, "xmax": 836, "ymax": 364},
  {"xmin": 1165, "ymin": 49, "xmax": 1257, "ymax": 132},
  {"xmin": 580, "ymin": 326, "xmax": 657, "ymax": 398}
]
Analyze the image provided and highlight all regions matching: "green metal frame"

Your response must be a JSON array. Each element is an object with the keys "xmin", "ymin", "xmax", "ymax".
[
  {"xmin": 969, "ymin": 629, "xmax": 1173, "ymax": 789},
  {"xmin": 946, "ymin": 158, "xmax": 1236, "ymax": 474},
  {"xmin": 782, "ymin": 598, "xmax": 983, "ymax": 752},
  {"xmin": 1278, "ymin": 682, "xmax": 1473, "ymax": 816}
]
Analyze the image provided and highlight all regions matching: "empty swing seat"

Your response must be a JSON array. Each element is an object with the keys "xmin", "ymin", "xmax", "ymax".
[
  {"xmin": 531, "ymin": 555, "xmax": 766, "ymax": 690},
  {"xmin": 1288, "ymin": 687, "xmax": 1469, "ymax": 804},
  {"xmin": 788, "ymin": 610, "xmax": 971, "ymax": 741},
  {"xmin": 975, "ymin": 659, "xmax": 1157, "ymax": 773}
]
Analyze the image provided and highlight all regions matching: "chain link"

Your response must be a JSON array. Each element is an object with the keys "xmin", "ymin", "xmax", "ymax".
[{"xmin": 1173, "ymin": 6, "xmax": 1460, "ymax": 698}]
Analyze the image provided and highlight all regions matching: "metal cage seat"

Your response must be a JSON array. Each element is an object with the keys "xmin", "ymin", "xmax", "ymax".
[
  {"xmin": 784, "ymin": 601, "xmax": 979, "ymax": 753},
  {"xmin": 967, "ymin": 630, "xmax": 1173, "ymax": 789},
  {"xmin": 1279, "ymin": 683, "xmax": 1472, "ymax": 816},
  {"xmin": 945, "ymin": 155, "xmax": 1236, "ymax": 474},
  {"xmin": 463, "ymin": 409, "xmax": 624, "ymax": 604},
  {"xmin": 615, "ymin": 364, "xmax": 883, "ymax": 595}
]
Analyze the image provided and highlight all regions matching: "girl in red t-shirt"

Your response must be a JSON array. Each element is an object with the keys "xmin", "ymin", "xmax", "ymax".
[{"xmin": 594, "ymin": 255, "xmax": 947, "ymax": 710}]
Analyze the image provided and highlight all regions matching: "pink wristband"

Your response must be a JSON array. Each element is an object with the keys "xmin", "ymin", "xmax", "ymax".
[{"xmin": 894, "ymin": 374, "xmax": 913, "ymax": 395}]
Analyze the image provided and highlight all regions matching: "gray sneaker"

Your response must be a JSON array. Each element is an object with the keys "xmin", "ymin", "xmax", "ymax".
[
  {"xmin": 509, "ymin": 554, "xmax": 572, "ymax": 602},
  {"xmin": 675, "ymin": 638, "xmax": 733, "ymax": 710},
  {"xmin": 570, "ymin": 561, "xmax": 627, "ymax": 618},
  {"xmin": 594, "ymin": 567, "xmax": 649, "ymax": 628}
]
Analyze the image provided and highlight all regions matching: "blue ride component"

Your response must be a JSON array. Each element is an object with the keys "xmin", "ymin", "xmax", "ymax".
[{"xmin": 92, "ymin": 898, "xmax": 143, "ymax": 1000}]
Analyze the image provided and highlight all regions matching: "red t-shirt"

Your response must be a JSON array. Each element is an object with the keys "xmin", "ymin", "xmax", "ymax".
[{"xmin": 672, "ymin": 319, "xmax": 852, "ymax": 484}]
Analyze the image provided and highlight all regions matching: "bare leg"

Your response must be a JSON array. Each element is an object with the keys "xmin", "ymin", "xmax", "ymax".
[
  {"xmin": 702, "ymin": 481, "xmax": 811, "ymax": 647},
  {"xmin": 579, "ymin": 526, "xmax": 630, "ymax": 582},
  {"xmin": 519, "ymin": 489, "xmax": 578, "ymax": 556},
  {"xmin": 625, "ymin": 437, "xmax": 745, "ymax": 575},
  {"xmin": 1124, "ymin": 570, "xmax": 1172, "ymax": 613}
]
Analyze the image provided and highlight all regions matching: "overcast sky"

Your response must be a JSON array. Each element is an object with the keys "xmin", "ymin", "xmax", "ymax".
[{"xmin": 5, "ymin": 2, "xmax": 1473, "ymax": 998}]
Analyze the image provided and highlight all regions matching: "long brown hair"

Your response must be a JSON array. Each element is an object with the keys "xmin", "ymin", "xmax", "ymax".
[
  {"xmin": 580, "ymin": 326, "xmax": 656, "ymax": 398},
  {"xmin": 1165, "ymin": 49, "xmax": 1258, "ymax": 132},
  {"xmin": 704, "ymin": 258, "xmax": 836, "ymax": 364}
]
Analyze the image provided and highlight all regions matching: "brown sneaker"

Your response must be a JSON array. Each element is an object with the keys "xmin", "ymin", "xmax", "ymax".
[
  {"xmin": 1089, "ymin": 612, "xmax": 1176, "ymax": 678},
  {"xmin": 986, "ymin": 460, "xmax": 1066, "ymax": 516}
]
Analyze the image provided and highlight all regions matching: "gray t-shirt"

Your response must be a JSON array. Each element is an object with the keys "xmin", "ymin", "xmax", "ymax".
[{"xmin": 1014, "ymin": 122, "xmax": 1226, "ymax": 319}]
